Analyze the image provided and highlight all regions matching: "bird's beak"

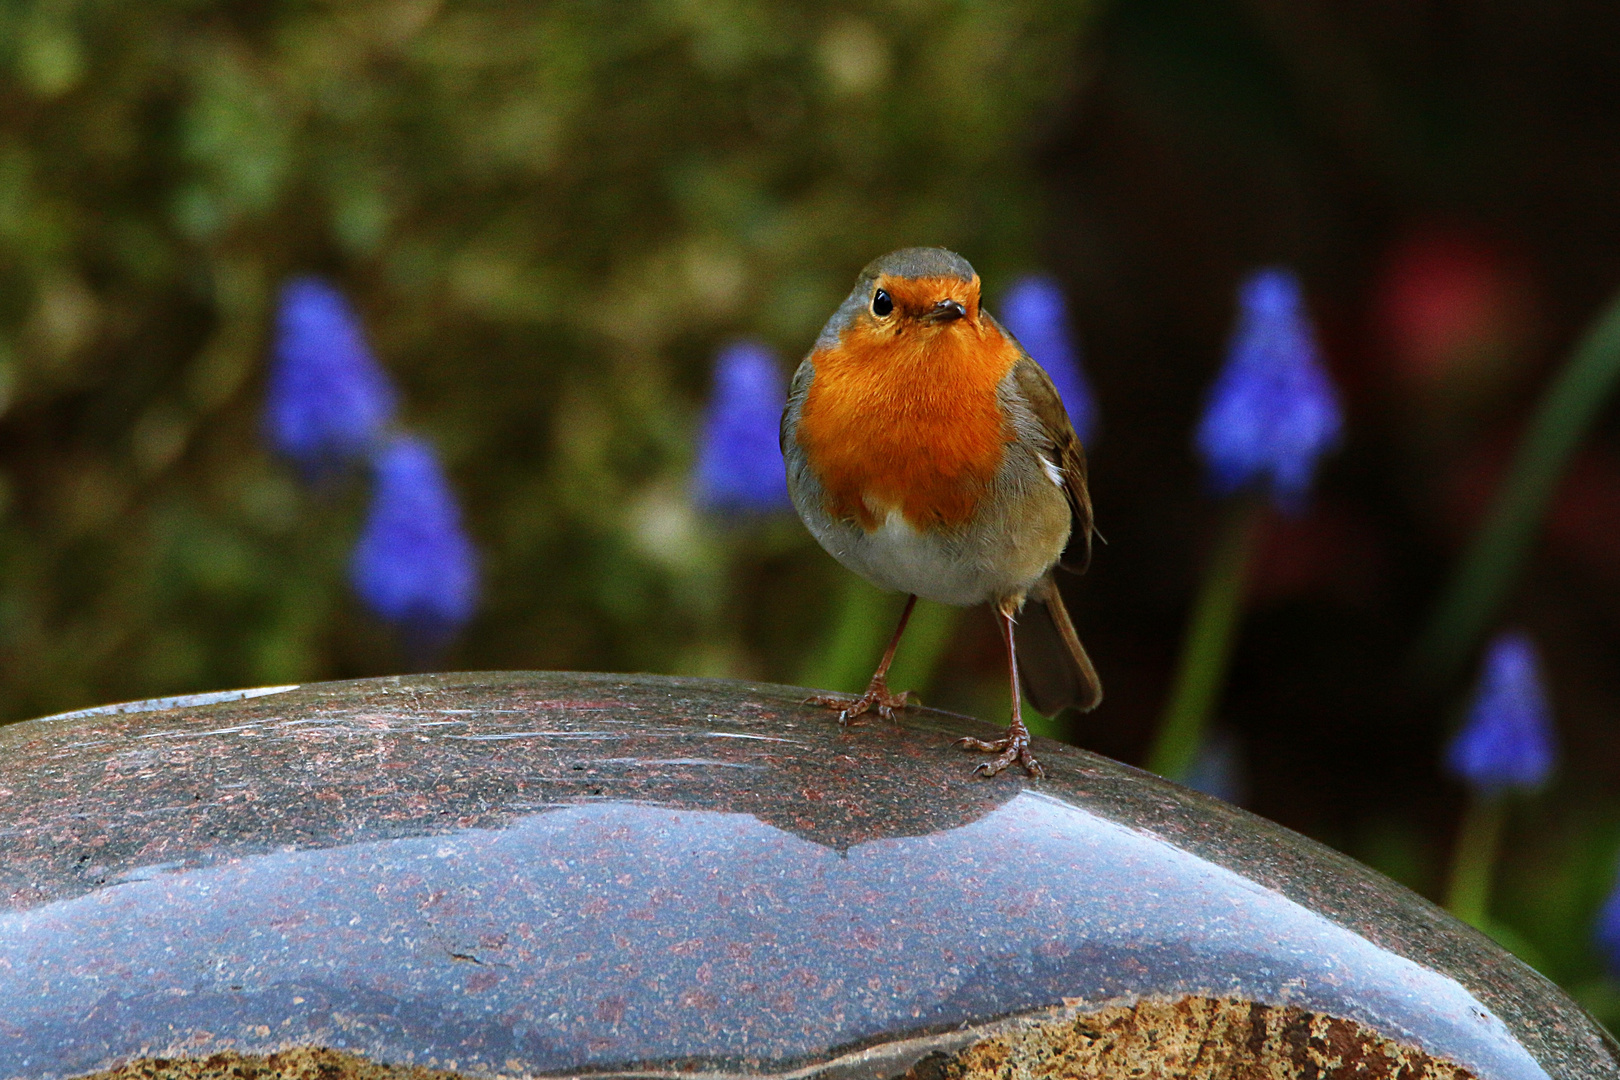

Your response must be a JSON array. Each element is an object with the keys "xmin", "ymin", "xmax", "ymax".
[{"xmin": 921, "ymin": 298, "xmax": 968, "ymax": 324}]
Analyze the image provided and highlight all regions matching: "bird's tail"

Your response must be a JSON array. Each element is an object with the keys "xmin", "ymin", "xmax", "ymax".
[{"xmin": 1015, "ymin": 574, "xmax": 1103, "ymax": 716}]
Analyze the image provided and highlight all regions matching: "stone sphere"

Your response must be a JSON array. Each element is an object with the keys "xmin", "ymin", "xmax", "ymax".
[{"xmin": 1, "ymin": 672, "xmax": 1614, "ymax": 1078}]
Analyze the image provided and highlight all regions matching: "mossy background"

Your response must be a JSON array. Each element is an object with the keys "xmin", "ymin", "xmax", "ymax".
[
  {"xmin": 0, "ymin": 0, "xmax": 1083, "ymax": 709},
  {"xmin": 5, "ymin": 0, "xmax": 1620, "ymax": 1030}
]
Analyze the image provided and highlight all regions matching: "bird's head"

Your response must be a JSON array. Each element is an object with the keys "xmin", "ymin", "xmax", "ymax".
[{"xmin": 815, "ymin": 247, "xmax": 987, "ymax": 356}]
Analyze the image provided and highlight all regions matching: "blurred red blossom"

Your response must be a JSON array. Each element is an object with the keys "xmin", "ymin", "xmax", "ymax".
[{"xmin": 1372, "ymin": 227, "xmax": 1536, "ymax": 398}]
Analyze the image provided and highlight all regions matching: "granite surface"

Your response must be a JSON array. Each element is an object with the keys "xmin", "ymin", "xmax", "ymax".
[{"xmin": 0, "ymin": 671, "xmax": 1614, "ymax": 1078}]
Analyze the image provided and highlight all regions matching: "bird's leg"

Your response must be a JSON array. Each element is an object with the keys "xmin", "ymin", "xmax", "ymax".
[
  {"xmin": 956, "ymin": 599, "xmax": 1044, "ymax": 778},
  {"xmin": 805, "ymin": 594, "xmax": 917, "ymax": 726}
]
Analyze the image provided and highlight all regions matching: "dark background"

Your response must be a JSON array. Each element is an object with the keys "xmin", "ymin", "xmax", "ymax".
[
  {"xmin": 1036, "ymin": 0, "xmax": 1620, "ymax": 1012},
  {"xmin": 2, "ymin": 0, "xmax": 1619, "ymax": 1021}
]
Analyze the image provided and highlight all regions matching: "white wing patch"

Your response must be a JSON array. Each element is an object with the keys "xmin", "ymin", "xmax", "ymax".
[{"xmin": 1040, "ymin": 455, "xmax": 1065, "ymax": 489}]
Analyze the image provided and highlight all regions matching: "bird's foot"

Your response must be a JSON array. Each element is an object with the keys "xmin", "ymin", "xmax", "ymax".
[
  {"xmin": 804, "ymin": 679, "xmax": 911, "ymax": 726},
  {"xmin": 956, "ymin": 724, "xmax": 1044, "ymax": 778}
]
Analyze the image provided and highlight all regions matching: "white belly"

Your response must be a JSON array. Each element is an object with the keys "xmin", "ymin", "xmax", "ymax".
[
  {"xmin": 839, "ymin": 511, "xmax": 990, "ymax": 605},
  {"xmin": 802, "ymin": 506, "xmax": 1061, "ymax": 608}
]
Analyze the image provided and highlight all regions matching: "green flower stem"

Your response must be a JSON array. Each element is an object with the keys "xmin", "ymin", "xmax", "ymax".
[
  {"xmin": 885, "ymin": 600, "xmax": 959, "ymax": 699},
  {"xmin": 799, "ymin": 576, "xmax": 957, "ymax": 698},
  {"xmin": 799, "ymin": 577, "xmax": 890, "ymax": 692},
  {"xmin": 1416, "ymin": 284, "xmax": 1620, "ymax": 684},
  {"xmin": 1446, "ymin": 794, "xmax": 1507, "ymax": 930},
  {"xmin": 1146, "ymin": 499, "xmax": 1262, "ymax": 781}
]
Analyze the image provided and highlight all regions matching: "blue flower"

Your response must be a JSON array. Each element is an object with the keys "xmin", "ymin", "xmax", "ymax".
[
  {"xmin": 1444, "ymin": 631, "xmax": 1557, "ymax": 793},
  {"xmin": 1596, "ymin": 876, "xmax": 1620, "ymax": 978},
  {"xmin": 350, "ymin": 435, "xmax": 479, "ymax": 641},
  {"xmin": 1195, "ymin": 268, "xmax": 1343, "ymax": 509},
  {"xmin": 1183, "ymin": 728, "xmax": 1247, "ymax": 805},
  {"xmin": 999, "ymin": 275, "xmax": 1098, "ymax": 445},
  {"xmin": 265, "ymin": 277, "xmax": 398, "ymax": 469},
  {"xmin": 694, "ymin": 341, "xmax": 792, "ymax": 513}
]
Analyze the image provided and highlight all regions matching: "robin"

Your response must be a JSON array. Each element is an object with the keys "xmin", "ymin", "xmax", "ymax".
[{"xmin": 781, "ymin": 246, "xmax": 1101, "ymax": 778}]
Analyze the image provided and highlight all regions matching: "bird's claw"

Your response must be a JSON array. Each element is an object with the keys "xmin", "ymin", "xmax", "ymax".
[
  {"xmin": 804, "ymin": 682, "xmax": 911, "ymax": 726},
  {"xmin": 955, "ymin": 730, "xmax": 1044, "ymax": 778}
]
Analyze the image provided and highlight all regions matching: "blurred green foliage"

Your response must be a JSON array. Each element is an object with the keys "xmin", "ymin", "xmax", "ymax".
[
  {"xmin": 1415, "ymin": 285, "xmax": 1620, "ymax": 684},
  {"xmin": 0, "ymin": 0, "xmax": 1092, "ymax": 720}
]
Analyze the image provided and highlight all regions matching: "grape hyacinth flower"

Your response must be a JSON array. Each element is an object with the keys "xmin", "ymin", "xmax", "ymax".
[
  {"xmin": 1195, "ymin": 268, "xmax": 1343, "ymax": 510},
  {"xmin": 1596, "ymin": 877, "xmax": 1620, "ymax": 978},
  {"xmin": 1183, "ymin": 728, "xmax": 1248, "ymax": 805},
  {"xmin": 265, "ymin": 277, "xmax": 398, "ymax": 470},
  {"xmin": 351, "ymin": 435, "xmax": 479, "ymax": 644},
  {"xmin": 694, "ymin": 341, "xmax": 792, "ymax": 513},
  {"xmin": 999, "ymin": 276, "xmax": 1098, "ymax": 445},
  {"xmin": 1150, "ymin": 269, "xmax": 1342, "ymax": 781},
  {"xmin": 1442, "ymin": 630, "xmax": 1556, "ymax": 928},
  {"xmin": 1445, "ymin": 631, "xmax": 1557, "ymax": 793}
]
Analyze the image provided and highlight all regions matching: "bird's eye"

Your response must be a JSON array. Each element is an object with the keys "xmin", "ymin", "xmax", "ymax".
[{"xmin": 871, "ymin": 289, "xmax": 893, "ymax": 318}]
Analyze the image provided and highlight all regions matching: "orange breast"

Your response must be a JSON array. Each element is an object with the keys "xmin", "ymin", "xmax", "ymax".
[{"xmin": 797, "ymin": 318, "xmax": 1019, "ymax": 530}]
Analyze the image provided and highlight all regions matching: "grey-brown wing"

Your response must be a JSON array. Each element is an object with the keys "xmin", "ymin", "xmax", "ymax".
[{"xmin": 1012, "ymin": 353, "xmax": 1094, "ymax": 573}]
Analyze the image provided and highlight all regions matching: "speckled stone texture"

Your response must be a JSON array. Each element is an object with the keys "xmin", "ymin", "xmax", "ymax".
[{"xmin": 0, "ymin": 672, "xmax": 1614, "ymax": 1079}]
